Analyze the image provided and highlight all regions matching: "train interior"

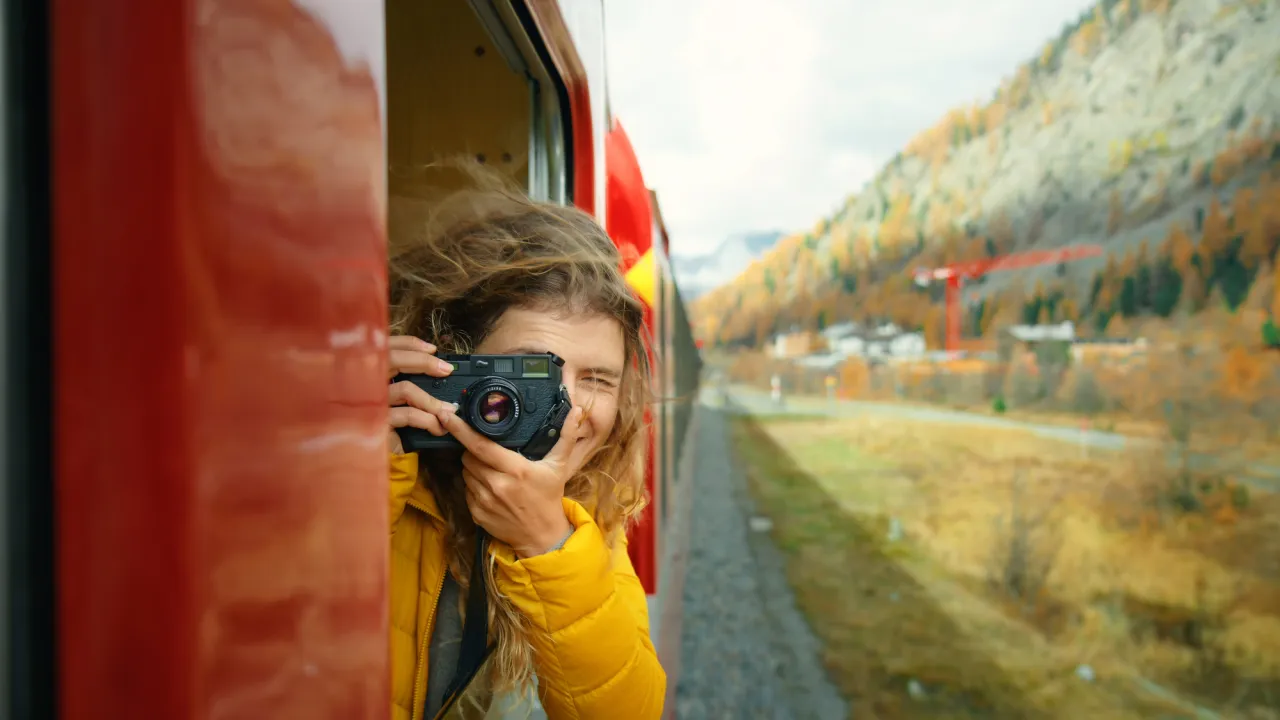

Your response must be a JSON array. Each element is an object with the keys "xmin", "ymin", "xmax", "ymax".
[{"xmin": 385, "ymin": 0, "xmax": 570, "ymax": 202}]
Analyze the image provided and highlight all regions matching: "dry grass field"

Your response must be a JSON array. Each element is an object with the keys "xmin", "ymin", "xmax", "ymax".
[{"xmin": 733, "ymin": 414, "xmax": 1280, "ymax": 719}]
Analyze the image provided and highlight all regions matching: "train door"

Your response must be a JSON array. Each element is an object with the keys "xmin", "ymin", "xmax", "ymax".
[{"xmin": 3, "ymin": 0, "xmax": 56, "ymax": 717}]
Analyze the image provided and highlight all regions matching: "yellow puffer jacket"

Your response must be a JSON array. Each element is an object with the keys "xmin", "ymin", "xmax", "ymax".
[{"xmin": 388, "ymin": 453, "xmax": 666, "ymax": 720}]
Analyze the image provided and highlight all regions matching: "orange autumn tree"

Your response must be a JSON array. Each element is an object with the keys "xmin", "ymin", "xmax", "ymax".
[
  {"xmin": 838, "ymin": 358, "xmax": 871, "ymax": 399},
  {"xmin": 1165, "ymin": 222, "xmax": 1196, "ymax": 274},
  {"xmin": 1095, "ymin": 254, "xmax": 1121, "ymax": 312},
  {"xmin": 1070, "ymin": 13, "xmax": 1104, "ymax": 57},
  {"xmin": 1202, "ymin": 197, "xmax": 1229, "ymax": 258},
  {"xmin": 1105, "ymin": 313, "xmax": 1132, "ymax": 339},
  {"xmin": 877, "ymin": 191, "xmax": 916, "ymax": 249},
  {"xmin": 1260, "ymin": 177, "xmax": 1280, "ymax": 263},
  {"xmin": 1221, "ymin": 344, "xmax": 1266, "ymax": 402},
  {"xmin": 1240, "ymin": 190, "xmax": 1272, "ymax": 269}
]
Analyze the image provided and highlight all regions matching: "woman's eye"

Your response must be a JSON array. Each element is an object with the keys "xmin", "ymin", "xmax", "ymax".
[{"xmin": 581, "ymin": 376, "xmax": 617, "ymax": 389}]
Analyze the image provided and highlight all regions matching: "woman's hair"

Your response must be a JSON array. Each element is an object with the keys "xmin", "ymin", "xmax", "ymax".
[{"xmin": 388, "ymin": 168, "xmax": 651, "ymax": 696}]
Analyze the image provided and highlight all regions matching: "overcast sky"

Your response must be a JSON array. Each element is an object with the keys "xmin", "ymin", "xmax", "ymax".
[{"xmin": 603, "ymin": 0, "xmax": 1099, "ymax": 258}]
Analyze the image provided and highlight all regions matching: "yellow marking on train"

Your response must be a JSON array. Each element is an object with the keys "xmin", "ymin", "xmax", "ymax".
[{"xmin": 624, "ymin": 247, "xmax": 657, "ymax": 307}]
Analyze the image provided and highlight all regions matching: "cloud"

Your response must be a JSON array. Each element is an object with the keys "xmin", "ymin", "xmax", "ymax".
[{"xmin": 604, "ymin": 0, "xmax": 1098, "ymax": 257}]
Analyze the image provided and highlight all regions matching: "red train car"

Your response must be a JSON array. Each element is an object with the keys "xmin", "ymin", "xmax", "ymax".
[{"xmin": 2, "ymin": 0, "xmax": 697, "ymax": 718}]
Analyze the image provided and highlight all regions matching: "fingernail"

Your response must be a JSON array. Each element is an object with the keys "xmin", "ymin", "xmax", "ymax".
[
  {"xmin": 439, "ymin": 402, "xmax": 458, "ymax": 416},
  {"xmin": 437, "ymin": 359, "xmax": 454, "ymax": 373}
]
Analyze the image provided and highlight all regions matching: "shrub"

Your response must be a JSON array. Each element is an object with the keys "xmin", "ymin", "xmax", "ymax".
[
  {"xmin": 988, "ymin": 474, "xmax": 1060, "ymax": 615},
  {"xmin": 1070, "ymin": 367, "xmax": 1108, "ymax": 415},
  {"xmin": 1262, "ymin": 318, "xmax": 1280, "ymax": 347},
  {"xmin": 1231, "ymin": 483, "xmax": 1251, "ymax": 510}
]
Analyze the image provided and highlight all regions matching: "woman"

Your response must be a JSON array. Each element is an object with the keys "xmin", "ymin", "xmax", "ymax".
[{"xmin": 384, "ymin": 180, "xmax": 666, "ymax": 720}]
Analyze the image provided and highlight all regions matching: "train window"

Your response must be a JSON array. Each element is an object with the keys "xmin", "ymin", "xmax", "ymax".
[
  {"xmin": 654, "ymin": 253, "xmax": 669, "ymax": 527},
  {"xmin": 528, "ymin": 73, "xmax": 567, "ymax": 203},
  {"xmin": 2, "ymin": 0, "xmax": 55, "ymax": 716},
  {"xmin": 2, "ymin": 4, "xmax": 9, "ymax": 703},
  {"xmin": 386, "ymin": 0, "xmax": 570, "ymax": 204}
]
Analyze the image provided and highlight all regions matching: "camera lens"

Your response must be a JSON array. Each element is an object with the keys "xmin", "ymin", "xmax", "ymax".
[
  {"xmin": 463, "ymin": 377, "xmax": 522, "ymax": 439},
  {"xmin": 478, "ymin": 391, "xmax": 513, "ymax": 425}
]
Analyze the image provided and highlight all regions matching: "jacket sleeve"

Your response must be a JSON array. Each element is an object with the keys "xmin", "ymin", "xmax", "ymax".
[
  {"xmin": 491, "ymin": 498, "xmax": 666, "ymax": 720},
  {"xmin": 388, "ymin": 453, "xmax": 418, "ymax": 535}
]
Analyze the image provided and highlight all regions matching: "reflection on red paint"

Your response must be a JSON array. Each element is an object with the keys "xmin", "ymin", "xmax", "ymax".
[
  {"xmin": 55, "ymin": 0, "xmax": 389, "ymax": 718},
  {"xmin": 604, "ymin": 118, "xmax": 659, "ymax": 593}
]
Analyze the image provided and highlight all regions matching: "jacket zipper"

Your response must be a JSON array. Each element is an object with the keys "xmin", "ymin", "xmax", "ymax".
[{"xmin": 407, "ymin": 498, "xmax": 447, "ymax": 720}]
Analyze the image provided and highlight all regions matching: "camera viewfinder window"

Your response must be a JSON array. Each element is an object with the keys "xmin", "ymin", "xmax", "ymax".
[{"xmin": 522, "ymin": 357, "xmax": 549, "ymax": 378}]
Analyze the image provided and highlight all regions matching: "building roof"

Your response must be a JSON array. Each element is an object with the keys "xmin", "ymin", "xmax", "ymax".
[{"xmin": 1007, "ymin": 321, "xmax": 1075, "ymax": 342}]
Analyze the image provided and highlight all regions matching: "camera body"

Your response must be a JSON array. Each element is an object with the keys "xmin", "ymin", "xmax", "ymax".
[{"xmin": 393, "ymin": 353, "xmax": 573, "ymax": 461}]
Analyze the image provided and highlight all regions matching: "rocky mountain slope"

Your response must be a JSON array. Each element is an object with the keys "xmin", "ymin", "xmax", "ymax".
[
  {"xmin": 694, "ymin": 0, "xmax": 1280, "ymax": 349},
  {"xmin": 671, "ymin": 230, "xmax": 784, "ymax": 300}
]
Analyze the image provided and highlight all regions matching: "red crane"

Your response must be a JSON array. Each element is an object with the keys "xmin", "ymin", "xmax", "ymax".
[{"xmin": 913, "ymin": 244, "xmax": 1105, "ymax": 353}]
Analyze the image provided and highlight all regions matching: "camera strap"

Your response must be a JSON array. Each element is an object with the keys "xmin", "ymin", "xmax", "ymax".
[{"xmin": 440, "ymin": 529, "xmax": 493, "ymax": 709}]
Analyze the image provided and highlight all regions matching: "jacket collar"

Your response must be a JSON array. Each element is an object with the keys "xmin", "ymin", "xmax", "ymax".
[{"xmin": 408, "ymin": 476, "xmax": 445, "ymax": 522}]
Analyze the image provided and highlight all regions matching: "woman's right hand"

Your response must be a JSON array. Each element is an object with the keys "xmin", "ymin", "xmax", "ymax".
[{"xmin": 387, "ymin": 335, "xmax": 457, "ymax": 454}]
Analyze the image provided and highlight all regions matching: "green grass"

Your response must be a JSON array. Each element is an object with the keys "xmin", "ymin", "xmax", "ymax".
[
  {"xmin": 728, "ymin": 415, "xmax": 1238, "ymax": 719},
  {"xmin": 731, "ymin": 416, "xmax": 1040, "ymax": 719}
]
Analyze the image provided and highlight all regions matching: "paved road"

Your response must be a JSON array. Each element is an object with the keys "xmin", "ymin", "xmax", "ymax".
[{"xmin": 722, "ymin": 385, "xmax": 1280, "ymax": 491}]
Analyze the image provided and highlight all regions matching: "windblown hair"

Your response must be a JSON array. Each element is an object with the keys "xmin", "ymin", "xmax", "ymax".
[{"xmin": 388, "ymin": 168, "xmax": 651, "ymax": 697}]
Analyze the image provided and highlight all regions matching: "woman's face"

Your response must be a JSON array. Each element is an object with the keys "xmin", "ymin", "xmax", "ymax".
[{"xmin": 474, "ymin": 306, "xmax": 626, "ymax": 475}]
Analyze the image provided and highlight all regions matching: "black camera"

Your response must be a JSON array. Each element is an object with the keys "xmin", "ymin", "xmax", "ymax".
[{"xmin": 392, "ymin": 353, "xmax": 573, "ymax": 461}]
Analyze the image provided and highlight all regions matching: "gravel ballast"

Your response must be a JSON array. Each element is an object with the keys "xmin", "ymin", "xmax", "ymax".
[{"xmin": 674, "ymin": 400, "xmax": 847, "ymax": 720}]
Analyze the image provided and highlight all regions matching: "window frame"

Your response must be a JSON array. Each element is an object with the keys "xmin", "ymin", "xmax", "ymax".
[{"xmin": 2, "ymin": 0, "xmax": 56, "ymax": 716}]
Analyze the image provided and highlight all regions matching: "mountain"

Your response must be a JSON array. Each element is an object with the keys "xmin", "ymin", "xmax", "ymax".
[
  {"xmin": 671, "ymin": 230, "xmax": 784, "ymax": 300},
  {"xmin": 694, "ymin": 0, "xmax": 1280, "ymax": 349}
]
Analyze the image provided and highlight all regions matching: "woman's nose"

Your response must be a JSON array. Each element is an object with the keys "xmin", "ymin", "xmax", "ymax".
[{"xmin": 564, "ymin": 374, "xmax": 581, "ymax": 406}]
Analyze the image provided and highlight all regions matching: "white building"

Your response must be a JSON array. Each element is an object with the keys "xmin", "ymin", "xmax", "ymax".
[
  {"xmin": 831, "ymin": 326, "xmax": 926, "ymax": 362},
  {"xmin": 1007, "ymin": 321, "xmax": 1076, "ymax": 343},
  {"xmin": 796, "ymin": 352, "xmax": 846, "ymax": 370},
  {"xmin": 820, "ymin": 321, "xmax": 860, "ymax": 344},
  {"xmin": 833, "ymin": 334, "xmax": 866, "ymax": 356},
  {"xmin": 771, "ymin": 329, "xmax": 820, "ymax": 359}
]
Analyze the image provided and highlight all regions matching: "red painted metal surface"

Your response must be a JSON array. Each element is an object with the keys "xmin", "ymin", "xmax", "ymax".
[
  {"xmin": 54, "ymin": 1, "xmax": 390, "ymax": 717},
  {"xmin": 915, "ymin": 244, "xmax": 1104, "ymax": 351},
  {"xmin": 606, "ymin": 120, "xmax": 653, "ymax": 270},
  {"xmin": 945, "ymin": 276, "xmax": 962, "ymax": 354},
  {"xmin": 915, "ymin": 245, "xmax": 1105, "ymax": 282},
  {"xmin": 526, "ymin": 0, "xmax": 596, "ymax": 217},
  {"xmin": 604, "ymin": 119, "xmax": 659, "ymax": 593}
]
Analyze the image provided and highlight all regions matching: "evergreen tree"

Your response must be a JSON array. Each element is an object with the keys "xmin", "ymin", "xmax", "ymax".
[
  {"xmin": 1119, "ymin": 275, "xmax": 1138, "ymax": 317},
  {"xmin": 1262, "ymin": 318, "xmax": 1280, "ymax": 347},
  {"xmin": 1151, "ymin": 254, "xmax": 1183, "ymax": 317}
]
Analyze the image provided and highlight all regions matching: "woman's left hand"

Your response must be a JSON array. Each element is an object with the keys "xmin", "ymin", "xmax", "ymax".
[{"xmin": 435, "ymin": 406, "xmax": 585, "ymax": 558}]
